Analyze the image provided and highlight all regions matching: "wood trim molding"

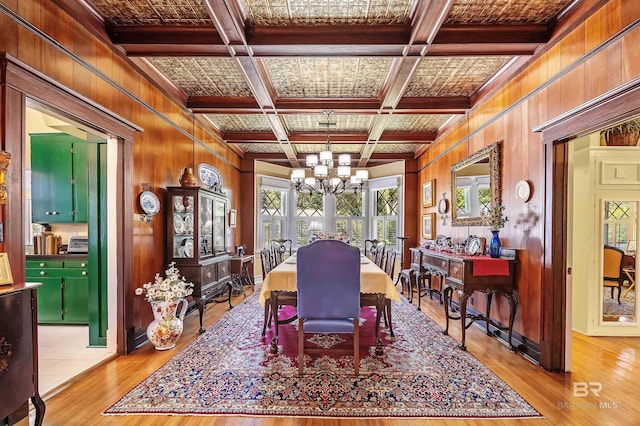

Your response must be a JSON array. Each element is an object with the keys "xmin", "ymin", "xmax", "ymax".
[
  {"xmin": 1, "ymin": 53, "xmax": 141, "ymax": 140},
  {"xmin": 533, "ymin": 75, "xmax": 640, "ymax": 143}
]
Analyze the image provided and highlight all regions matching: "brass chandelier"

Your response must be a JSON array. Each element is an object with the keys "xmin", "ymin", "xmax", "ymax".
[{"xmin": 290, "ymin": 111, "xmax": 368, "ymax": 196}]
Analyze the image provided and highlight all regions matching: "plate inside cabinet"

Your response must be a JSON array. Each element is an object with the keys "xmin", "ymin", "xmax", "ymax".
[
  {"xmin": 515, "ymin": 180, "xmax": 531, "ymax": 203},
  {"xmin": 139, "ymin": 191, "xmax": 160, "ymax": 216},
  {"xmin": 198, "ymin": 163, "xmax": 221, "ymax": 189},
  {"xmin": 173, "ymin": 214, "xmax": 185, "ymax": 234}
]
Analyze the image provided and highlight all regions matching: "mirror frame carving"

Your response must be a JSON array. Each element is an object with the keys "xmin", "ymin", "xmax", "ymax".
[{"xmin": 450, "ymin": 141, "xmax": 502, "ymax": 226}]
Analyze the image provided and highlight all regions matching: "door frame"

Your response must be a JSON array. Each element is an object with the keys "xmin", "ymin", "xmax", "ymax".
[
  {"xmin": 533, "ymin": 75, "xmax": 640, "ymax": 371},
  {"xmin": 1, "ymin": 53, "xmax": 139, "ymax": 354}
]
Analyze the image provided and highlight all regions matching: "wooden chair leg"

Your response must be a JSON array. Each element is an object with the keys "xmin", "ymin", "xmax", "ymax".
[
  {"xmin": 298, "ymin": 318, "xmax": 304, "ymax": 376},
  {"xmin": 353, "ymin": 319, "xmax": 359, "ymax": 375},
  {"xmin": 262, "ymin": 297, "xmax": 271, "ymax": 336}
]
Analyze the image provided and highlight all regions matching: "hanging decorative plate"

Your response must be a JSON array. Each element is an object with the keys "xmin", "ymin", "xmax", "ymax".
[
  {"xmin": 198, "ymin": 163, "xmax": 222, "ymax": 189},
  {"xmin": 515, "ymin": 180, "xmax": 531, "ymax": 203},
  {"xmin": 139, "ymin": 191, "xmax": 161, "ymax": 216}
]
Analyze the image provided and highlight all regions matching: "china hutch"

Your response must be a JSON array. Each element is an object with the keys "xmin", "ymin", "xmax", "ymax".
[{"xmin": 166, "ymin": 186, "xmax": 231, "ymax": 333}]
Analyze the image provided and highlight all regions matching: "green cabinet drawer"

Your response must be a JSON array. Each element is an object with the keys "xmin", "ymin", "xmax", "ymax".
[
  {"xmin": 64, "ymin": 259, "xmax": 88, "ymax": 268},
  {"xmin": 26, "ymin": 268, "xmax": 65, "ymax": 278},
  {"xmin": 26, "ymin": 260, "xmax": 63, "ymax": 268},
  {"xmin": 64, "ymin": 269, "xmax": 88, "ymax": 278}
]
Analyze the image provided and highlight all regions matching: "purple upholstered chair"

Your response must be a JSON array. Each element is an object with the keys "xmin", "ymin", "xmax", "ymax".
[{"xmin": 297, "ymin": 239, "xmax": 361, "ymax": 375}]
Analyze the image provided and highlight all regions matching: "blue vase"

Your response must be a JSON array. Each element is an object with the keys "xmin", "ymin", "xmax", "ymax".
[{"xmin": 489, "ymin": 230, "xmax": 501, "ymax": 258}]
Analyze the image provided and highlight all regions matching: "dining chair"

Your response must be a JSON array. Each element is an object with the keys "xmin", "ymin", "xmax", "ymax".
[
  {"xmin": 603, "ymin": 245, "xmax": 625, "ymax": 304},
  {"xmin": 364, "ymin": 239, "xmax": 385, "ymax": 263},
  {"xmin": 297, "ymin": 239, "xmax": 361, "ymax": 375},
  {"xmin": 260, "ymin": 247, "xmax": 297, "ymax": 337},
  {"xmin": 260, "ymin": 247, "xmax": 275, "ymax": 336},
  {"xmin": 270, "ymin": 239, "xmax": 292, "ymax": 265}
]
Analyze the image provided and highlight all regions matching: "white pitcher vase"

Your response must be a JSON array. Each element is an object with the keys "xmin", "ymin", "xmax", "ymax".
[{"xmin": 146, "ymin": 299, "xmax": 188, "ymax": 350}]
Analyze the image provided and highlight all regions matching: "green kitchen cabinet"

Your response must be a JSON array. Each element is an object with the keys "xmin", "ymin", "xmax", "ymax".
[
  {"xmin": 26, "ymin": 256, "xmax": 89, "ymax": 324},
  {"xmin": 30, "ymin": 133, "xmax": 88, "ymax": 223}
]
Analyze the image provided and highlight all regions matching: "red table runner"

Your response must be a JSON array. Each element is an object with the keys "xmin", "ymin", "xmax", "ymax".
[{"xmin": 472, "ymin": 257, "xmax": 510, "ymax": 276}]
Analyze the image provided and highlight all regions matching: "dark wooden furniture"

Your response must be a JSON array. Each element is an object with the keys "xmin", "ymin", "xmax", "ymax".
[
  {"xmin": 230, "ymin": 254, "xmax": 255, "ymax": 292},
  {"xmin": 166, "ymin": 186, "xmax": 232, "ymax": 333},
  {"xmin": 418, "ymin": 249, "xmax": 518, "ymax": 351},
  {"xmin": 0, "ymin": 282, "xmax": 45, "ymax": 426}
]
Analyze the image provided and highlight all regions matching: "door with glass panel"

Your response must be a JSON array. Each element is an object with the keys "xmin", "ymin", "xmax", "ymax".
[{"xmin": 601, "ymin": 200, "xmax": 637, "ymax": 324}]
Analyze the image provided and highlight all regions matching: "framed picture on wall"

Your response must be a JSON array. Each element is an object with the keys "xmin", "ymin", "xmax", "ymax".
[
  {"xmin": 422, "ymin": 213, "xmax": 435, "ymax": 240},
  {"xmin": 422, "ymin": 179, "xmax": 435, "ymax": 207}
]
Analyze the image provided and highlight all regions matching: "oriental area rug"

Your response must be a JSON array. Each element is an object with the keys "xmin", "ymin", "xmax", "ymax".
[{"xmin": 104, "ymin": 293, "xmax": 541, "ymax": 419}]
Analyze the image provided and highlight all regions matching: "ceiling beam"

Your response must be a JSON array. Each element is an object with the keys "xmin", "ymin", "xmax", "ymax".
[
  {"xmin": 223, "ymin": 131, "xmax": 435, "ymax": 144},
  {"xmin": 109, "ymin": 23, "xmax": 549, "ymax": 58},
  {"xmin": 188, "ymin": 96, "xmax": 469, "ymax": 114}
]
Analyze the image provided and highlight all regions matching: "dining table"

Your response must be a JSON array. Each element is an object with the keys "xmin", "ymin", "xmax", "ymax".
[{"xmin": 259, "ymin": 254, "xmax": 400, "ymax": 354}]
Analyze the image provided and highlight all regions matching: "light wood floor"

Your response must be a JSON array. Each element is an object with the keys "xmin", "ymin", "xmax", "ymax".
[{"xmin": 22, "ymin": 288, "xmax": 640, "ymax": 426}]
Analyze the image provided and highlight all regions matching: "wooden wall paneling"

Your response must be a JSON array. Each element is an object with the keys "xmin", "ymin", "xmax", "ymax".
[
  {"xmin": 621, "ymin": 26, "xmax": 640, "ymax": 81},
  {"xmin": 560, "ymin": 22, "xmax": 585, "ymax": 71},
  {"xmin": 561, "ymin": 66, "xmax": 586, "ymax": 113},
  {"xmin": 546, "ymin": 42, "xmax": 563, "ymax": 82},
  {"xmin": 619, "ymin": 0, "xmax": 640, "ymax": 29},
  {"xmin": 584, "ymin": 48, "xmax": 609, "ymax": 101},
  {"xmin": 585, "ymin": 4, "xmax": 611, "ymax": 51},
  {"xmin": 0, "ymin": 4, "xmax": 18, "ymax": 56},
  {"xmin": 605, "ymin": 40, "xmax": 623, "ymax": 92},
  {"xmin": 1, "ymin": 84, "xmax": 26, "ymax": 283}
]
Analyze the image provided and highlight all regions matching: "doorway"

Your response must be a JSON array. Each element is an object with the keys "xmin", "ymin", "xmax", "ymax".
[
  {"xmin": 567, "ymin": 129, "xmax": 640, "ymax": 340},
  {"xmin": 24, "ymin": 105, "xmax": 116, "ymax": 394}
]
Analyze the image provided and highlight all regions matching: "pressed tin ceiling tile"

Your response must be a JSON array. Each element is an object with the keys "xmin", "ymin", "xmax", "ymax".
[
  {"xmin": 263, "ymin": 58, "xmax": 392, "ymax": 98},
  {"xmin": 204, "ymin": 114, "xmax": 272, "ymax": 132},
  {"xmin": 404, "ymin": 57, "xmax": 512, "ymax": 97},
  {"xmin": 283, "ymin": 114, "xmax": 372, "ymax": 133},
  {"xmin": 445, "ymin": 0, "xmax": 574, "ymax": 24},
  {"xmin": 147, "ymin": 58, "xmax": 253, "ymax": 97},
  {"xmin": 89, "ymin": 0, "xmax": 212, "ymax": 26},
  {"xmin": 385, "ymin": 114, "xmax": 453, "ymax": 132},
  {"xmin": 241, "ymin": 0, "xmax": 413, "ymax": 26},
  {"xmin": 294, "ymin": 143, "xmax": 363, "ymax": 155},
  {"xmin": 374, "ymin": 143, "xmax": 421, "ymax": 154}
]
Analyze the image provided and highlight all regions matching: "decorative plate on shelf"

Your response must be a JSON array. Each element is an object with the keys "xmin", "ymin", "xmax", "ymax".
[
  {"xmin": 466, "ymin": 237, "xmax": 481, "ymax": 256},
  {"xmin": 183, "ymin": 215, "xmax": 194, "ymax": 233},
  {"xmin": 173, "ymin": 214, "xmax": 185, "ymax": 234},
  {"xmin": 139, "ymin": 191, "xmax": 161, "ymax": 216},
  {"xmin": 198, "ymin": 163, "xmax": 222, "ymax": 189},
  {"xmin": 173, "ymin": 196, "xmax": 185, "ymax": 213}
]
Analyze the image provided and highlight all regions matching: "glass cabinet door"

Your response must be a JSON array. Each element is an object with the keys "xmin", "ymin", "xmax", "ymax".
[
  {"xmin": 213, "ymin": 197, "xmax": 226, "ymax": 254},
  {"xmin": 199, "ymin": 195, "xmax": 214, "ymax": 257},
  {"xmin": 172, "ymin": 195, "xmax": 195, "ymax": 259}
]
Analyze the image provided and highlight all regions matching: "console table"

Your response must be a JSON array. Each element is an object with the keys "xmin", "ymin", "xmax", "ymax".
[
  {"xmin": 0, "ymin": 282, "xmax": 45, "ymax": 425},
  {"xmin": 419, "ymin": 249, "xmax": 518, "ymax": 351}
]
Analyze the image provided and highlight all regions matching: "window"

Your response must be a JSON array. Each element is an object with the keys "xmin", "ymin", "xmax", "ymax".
[
  {"xmin": 603, "ymin": 201, "xmax": 633, "ymax": 251},
  {"xmin": 295, "ymin": 192, "xmax": 323, "ymax": 245},
  {"xmin": 336, "ymin": 191, "xmax": 364, "ymax": 246},
  {"xmin": 372, "ymin": 187, "xmax": 398, "ymax": 245},
  {"xmin": 260, "ymin": 188, "xmax": 286, "ymax": 249}
]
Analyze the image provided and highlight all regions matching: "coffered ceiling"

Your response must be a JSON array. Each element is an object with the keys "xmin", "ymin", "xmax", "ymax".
[{"xmin": 61, "ymin": 0, "xmax": 578, "ymax": 166}]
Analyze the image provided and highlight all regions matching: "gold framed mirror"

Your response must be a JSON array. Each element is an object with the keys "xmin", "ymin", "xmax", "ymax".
[{"xmin": 450, "ymin": 141, "xmax": 502, "ymax": 226}]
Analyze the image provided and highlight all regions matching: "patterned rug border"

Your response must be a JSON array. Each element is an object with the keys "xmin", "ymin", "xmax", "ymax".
[{"xmin": 104, "ymin": 293, "xmax": 542, "ymax": 419}]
